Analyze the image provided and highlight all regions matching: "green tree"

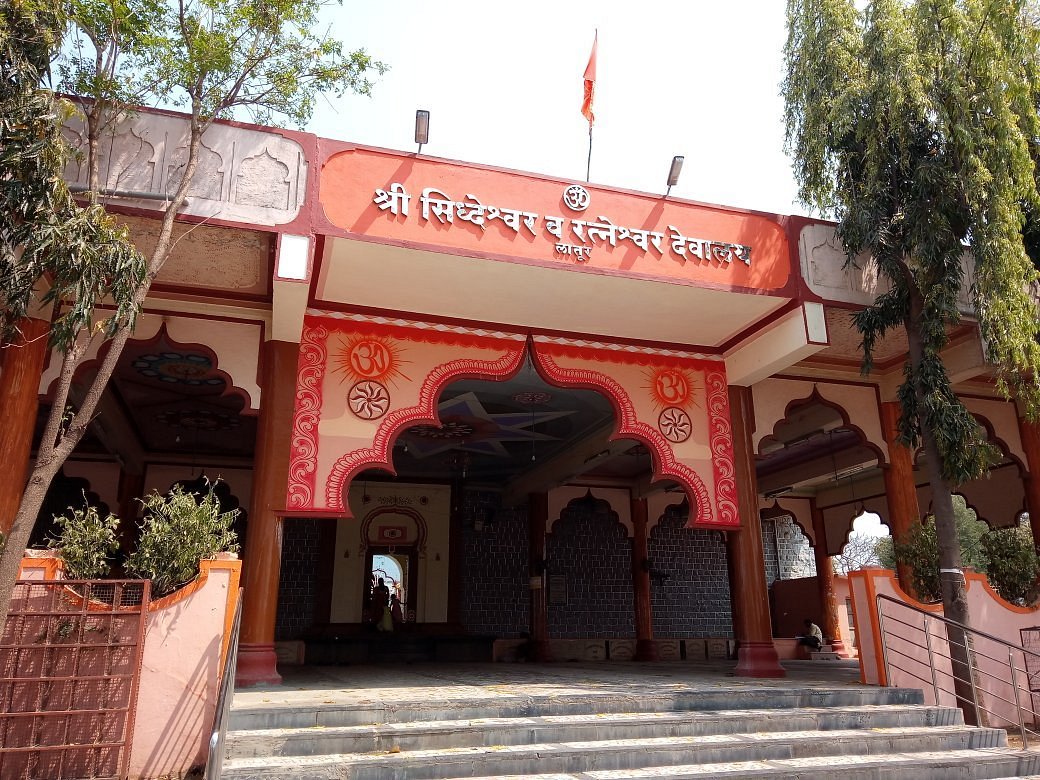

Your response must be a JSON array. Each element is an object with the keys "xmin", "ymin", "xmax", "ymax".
[
  {"xmin": 981, "ymin": 521, "xmax": 1040, "ymax": 604},
  {"xmin": 1, "ymin": 0, "xmax": 385, "ymax": 626},
  {"xmin": 883, "ymin": 496, "xmax": 988, "ymax": 601},
  {"xmin": 1, "ymin": 0, "xmax": 144, "ymax": 577},
  {"xmin": 783, "ymin": 0, "xmax": 1040, "ymax": 642}
]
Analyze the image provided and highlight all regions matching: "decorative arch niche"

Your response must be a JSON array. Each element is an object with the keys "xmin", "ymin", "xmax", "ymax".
[{"xmin": 286, "ymin": 314, "xmax": 738, "ymax": 529}]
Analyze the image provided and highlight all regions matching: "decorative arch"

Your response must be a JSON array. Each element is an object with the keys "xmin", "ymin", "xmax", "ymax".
[
  {"xmin": 548, "ymin": 488, "xmax": 632, "ymax": 537},
  {"xmin": 291, "ymin": 314, "xmax": 734, "ymax": 528},
  {"xmin": 757, "ymin": 386, "xmax": 887, "ymax": 467},
  {"xmin": 358, "ymin": 505, "xmax": 428, "ymax": 555},
  {"xmin": 531, "ymin": 343, "xmax": 724, "ymax": 528},
  {"xmin": 58, "ymin": 322, "xmax": 254, "ymax": 412},
  {"xmin": 322, "ymin": 348, "xmax": 527, "ymax": 509}
]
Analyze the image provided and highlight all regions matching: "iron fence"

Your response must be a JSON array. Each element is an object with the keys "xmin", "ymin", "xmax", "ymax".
[{"xmin": 0, "ymin": 580, "xmax": 149, "ymax": 779}]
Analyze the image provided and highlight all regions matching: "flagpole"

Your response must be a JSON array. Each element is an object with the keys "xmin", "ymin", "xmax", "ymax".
[
  {"xmin": 586, "ymin": 126, "xmax": 593, "ymax": 183},
  {"xmin": 581, "ymin": 29, "xmax": 597, "ymax": 183}
]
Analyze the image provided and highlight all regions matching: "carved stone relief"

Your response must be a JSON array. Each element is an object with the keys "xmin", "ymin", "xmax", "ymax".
[{"xmin": 62, "ymin": 108, "xmax": 307, "ymax": 226}]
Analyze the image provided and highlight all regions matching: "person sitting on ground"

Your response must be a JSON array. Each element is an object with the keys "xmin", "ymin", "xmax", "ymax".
[{"xmin": 797, "ymin": 618, "xmax": 824, "ymax": 651}]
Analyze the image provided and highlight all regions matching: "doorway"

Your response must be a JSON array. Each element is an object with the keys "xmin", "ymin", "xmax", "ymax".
[{"xmin": 365, "ymin": 546, "xmax": 418, "ymax": 624}]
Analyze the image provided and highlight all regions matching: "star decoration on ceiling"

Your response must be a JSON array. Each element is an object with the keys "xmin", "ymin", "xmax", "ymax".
[{"xmin": 403, "ymin": 392, "xmax": 574, "ymax": 459}]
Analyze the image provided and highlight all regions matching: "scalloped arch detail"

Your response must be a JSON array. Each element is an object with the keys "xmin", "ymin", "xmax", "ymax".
[{"xmin": 530, "ymin": 346, "xmax": 717, "ymax": 526}]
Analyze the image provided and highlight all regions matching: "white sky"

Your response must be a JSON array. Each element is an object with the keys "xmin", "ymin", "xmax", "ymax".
[{"xmin": 308, "ymin": 1, "xmax": 812, "ymax": 218}]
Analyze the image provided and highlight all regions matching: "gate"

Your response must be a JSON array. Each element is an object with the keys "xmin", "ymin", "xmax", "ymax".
[{"xmin": 0, "ymin": 580, "xmax": 150, "ymax": 779}]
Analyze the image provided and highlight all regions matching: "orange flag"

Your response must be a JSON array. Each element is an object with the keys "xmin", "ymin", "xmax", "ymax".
[{"xmin": 581, "ymin": 31, "xmax": 597, "ymax": 127}]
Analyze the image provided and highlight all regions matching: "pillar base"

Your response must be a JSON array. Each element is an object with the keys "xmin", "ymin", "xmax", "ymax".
[
  {"xmin": 235, "ymin": 643, "xmax": 282, "ymax": 687},
  {"xmin": 829, "ymin": 638, "xmax": 850, "ymax": 658},
  {"xmin": 529, "ymin": 639, "xmax": 553, "ymax": 663},
  {"xmin": 634, "ymin": 639, "xmax": 659, "ymax": 662},
  {"xmin": 733, "ymin": 641, "xmax": 786, "ymax": 678}
]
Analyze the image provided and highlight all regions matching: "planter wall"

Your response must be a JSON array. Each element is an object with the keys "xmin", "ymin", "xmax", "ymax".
[{"xmin": 19, "ymin": 553, "xmax": 241, "ymax": 779}]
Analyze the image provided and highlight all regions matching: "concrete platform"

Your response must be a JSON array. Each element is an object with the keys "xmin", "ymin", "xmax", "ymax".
[{"xmin": 233, "ymin": 659, "xmax": 864, "ymax": 711}]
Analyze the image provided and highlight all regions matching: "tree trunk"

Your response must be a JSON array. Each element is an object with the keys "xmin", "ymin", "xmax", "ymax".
[
  {"xmin": 906, "ymin": 292, "xmax": 978, "ymax": 725},
  {"xmin": 0, "ymin": 107, "xmax": 207, "ymax": 631}
]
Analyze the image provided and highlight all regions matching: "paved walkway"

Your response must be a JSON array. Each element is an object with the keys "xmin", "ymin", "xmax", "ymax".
[{"xmin": 232, "ymin": 660, "xmax": 865, "ymax": 710}]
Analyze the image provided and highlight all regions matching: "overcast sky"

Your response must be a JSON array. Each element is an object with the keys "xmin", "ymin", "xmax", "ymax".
[{"xmin": 308, "ymin": 1, "xmax": 812, "ymax": 218}]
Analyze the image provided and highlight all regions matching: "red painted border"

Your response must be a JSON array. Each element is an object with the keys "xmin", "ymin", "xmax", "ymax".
[
  {"xmin": 287, "ymin": 321, "xmax": 329, "ymax": 509},
  {"xmin": 322, "ymin": 346, "xmax": 527, "ymax": 512},
  {"xmin": 530, "ymin": 346, "xmax": 722, "ymax": 527}
]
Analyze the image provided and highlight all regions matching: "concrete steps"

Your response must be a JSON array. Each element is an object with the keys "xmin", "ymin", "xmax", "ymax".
[{"xmin": 221, "ymin": 684, "xmax": 1040, "ymax": 779}]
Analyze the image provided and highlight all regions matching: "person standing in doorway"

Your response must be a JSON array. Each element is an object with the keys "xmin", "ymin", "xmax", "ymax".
[{"xmin": 371, "ymin": 577, "xmax": 390, "ymax": 627}]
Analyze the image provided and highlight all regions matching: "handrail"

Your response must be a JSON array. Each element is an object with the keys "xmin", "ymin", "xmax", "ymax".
[
  {"xmin": 876, "ymin": 592, "xmax": 1040, "ymax": 749},
  {"xmin": 205, "ymin": 588, "xmax": 244, "ymax": 780}
]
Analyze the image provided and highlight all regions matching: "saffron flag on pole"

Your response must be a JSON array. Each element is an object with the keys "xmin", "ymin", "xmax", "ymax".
[{"xmin": 581, "ymin": 31, "xmax": 597, "ymax": 127}]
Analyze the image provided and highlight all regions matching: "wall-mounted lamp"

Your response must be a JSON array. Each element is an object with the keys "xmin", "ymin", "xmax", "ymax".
[
  {"xmin": 415, "ymin": 109, "xmax": 430, "ymax": 154},
  {"xmin": 665, "ymin": 155, "xmax": 684, "ymax": 197}
]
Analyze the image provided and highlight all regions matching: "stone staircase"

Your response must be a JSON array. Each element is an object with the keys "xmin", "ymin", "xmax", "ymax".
[{"xmin": 220, "ymin": 682, "xmax": 1040, "ymax": 778}]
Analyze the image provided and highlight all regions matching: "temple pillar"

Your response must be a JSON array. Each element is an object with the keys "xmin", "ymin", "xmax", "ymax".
[
  {"xmin": 237, "ymin": 339, "xmax": 298, "ymax": 686},
  {"xmin": 810, "ymin": 498, "xmax": 846, "ymax": 657},
  {"xmin": 1017, "ymin": 417, "xmax": 1040, "ymax": 552},
  {"xmin": 880, "ymin": 401, "xmax": 920, "ymax": 594},
  {"xmin": 726, "ymin": 385, "xmax": 785, "ymax": 678},
  {"xmin": 527, "ymin": 492, "xmax": 551, "ymax": 662},
  {"xmin": 0, "ymin": 318, "xmax": 50, "ymax": 535},
  {"xmin": 631, "ymin": 496, "xmax": 657, "ymax": 661}
]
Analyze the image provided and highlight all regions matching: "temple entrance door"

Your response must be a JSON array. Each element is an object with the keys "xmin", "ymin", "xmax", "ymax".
[{"xmin": 366, "ymin": 547, "xmax": 419, "ymax": 625}]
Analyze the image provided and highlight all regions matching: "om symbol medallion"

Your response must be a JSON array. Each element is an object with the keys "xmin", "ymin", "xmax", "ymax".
[
  {"xmin": 348, "ymin": 381, "xmax": 391, "ymax": 420},
  {"xmin": 659, "ymin": 407, "xmax": 692, "ymax": 443}
]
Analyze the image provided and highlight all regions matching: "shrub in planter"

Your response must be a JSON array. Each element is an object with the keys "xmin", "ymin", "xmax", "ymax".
[
  {"xmin": 126, "ymin": 482, "xmax": 239, "ymax": 597},
  {"xmin": 981, "ymin": 522, "xmax": 1040, "ymax": 605},
  {"xmin": 47, "ymin": 501, "xmax": 120, "ymax": 579}
]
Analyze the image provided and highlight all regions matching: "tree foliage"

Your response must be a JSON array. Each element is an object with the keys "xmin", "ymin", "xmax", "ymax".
[
  {"xmin": 0, "ymin": 0, "xmax": 144, "ymax": 348},
  {"xmin": 884, "ymin": 496, "xmax": 987, "ymax": 600},
  {"xmin": 783, "ymin": 0, "xmax": 1040, "ymax": 639},
  {"xmin": 47, "ymin": 500, "xmax": 120, "ymax": 579},
  {"xmin": 125, "ymin": 483, "xmax": 239, "ymax": 596},
  {"xmin": 0, "ymin": 0, "xmax": 385, "ymax": 628},
  {"xmin": 881, "ymin": 496, "xmax": 1040, "ymax": 604}
]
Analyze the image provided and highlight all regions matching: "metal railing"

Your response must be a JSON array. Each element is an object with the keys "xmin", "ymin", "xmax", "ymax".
[
  {"xmin": 205, "ymin": 589, "xmax": 243, "ymax": 780},
  {"xmin": 877, "ymin": 593, "xmax": 1040, "ymax": 747}
]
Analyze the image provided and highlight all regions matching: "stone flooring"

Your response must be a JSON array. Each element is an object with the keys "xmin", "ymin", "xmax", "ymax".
[{"xmin": 233, "ymin": 659, "xmax": 864, "ymax": 711}]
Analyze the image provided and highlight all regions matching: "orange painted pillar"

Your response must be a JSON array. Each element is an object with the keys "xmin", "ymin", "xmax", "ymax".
[
  {"xmin": 1018, "ymin": 417, "xmax": 1040, "ymax": 552},
  {"xmin": 810, "ymin": 499, "xmax": 846, "ymax": 657},
  {"xmin": 0, "ymin": 318, "xmax": 49, "ymax": 535},
  {"xmin": 726, "ymin": 385, "xmax": 785, "ymax": 678},
  {"xmin": 236, "ymin": 339, "xmax": 298, "ymax": 686},
  {"xmin": 880, "ymin": 401, "xmax": 920, "ymax": 593},
  {"xmin": 528, "ymin": 492, "xmax": 551, "ymax": 662},
  {"xmin": 631, "ymin": 497, "xmax": 657, "ymax": 661}
]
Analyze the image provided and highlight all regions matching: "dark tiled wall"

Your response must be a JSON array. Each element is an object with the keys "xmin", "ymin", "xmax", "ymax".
[
  {"xmin": 275, "ymin": 518, "xmax": 324, "ymax": 640},
  {"xmin": 648, "ymin": 508, "xmax": 732, "ymax": 638},
  {"xmin": 457, "ymin": 491, "xmax": 530, "ymax": 637},
  {"xmin": 546, "ymin": 497, "xmax": 635, "ymax": 638}
]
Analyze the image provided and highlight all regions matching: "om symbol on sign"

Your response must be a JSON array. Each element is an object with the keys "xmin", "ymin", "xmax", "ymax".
[
  {"xmin": 349, "ymin": 340, "xmax": 391, "ymax": 379},
  {"xmin": 654, "ymin": 369, "xmax": 691, "ymax": 407}
]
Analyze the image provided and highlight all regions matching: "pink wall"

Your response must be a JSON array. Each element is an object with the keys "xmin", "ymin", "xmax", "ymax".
[
  {"xmin": 18, "ymin": 554, "xmax": 241, "ymax": 779},
  {"xmin": 850, "ymin": 567, "xmax": 1039, "ymax": 729}
]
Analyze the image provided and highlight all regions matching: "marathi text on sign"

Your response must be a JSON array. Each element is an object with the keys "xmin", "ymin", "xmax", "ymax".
[{"xmin": 372, "ymin": 183, "xmax": 752, "ymax": 267}]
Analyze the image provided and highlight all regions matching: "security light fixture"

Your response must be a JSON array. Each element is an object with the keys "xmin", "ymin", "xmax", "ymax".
[
  {"xmin": 415, "ymin": 109, "xmax": 430, "ymax": 154},
  {"xmin": 665, "ymin": 155, "xmax": 684, "ymax": 197}
]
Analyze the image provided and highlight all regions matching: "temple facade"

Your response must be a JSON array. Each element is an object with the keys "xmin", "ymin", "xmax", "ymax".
[{"xmin": 2, "ymin": 106, "xmax": 1034, "ymax": 686}]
